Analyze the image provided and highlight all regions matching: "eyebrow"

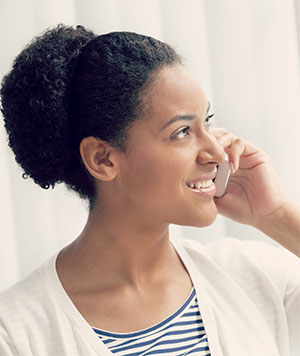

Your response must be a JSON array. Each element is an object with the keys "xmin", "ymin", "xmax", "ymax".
[{"xmin": 160, "ymin": 102, "xmax": 211, "ymax": 131}]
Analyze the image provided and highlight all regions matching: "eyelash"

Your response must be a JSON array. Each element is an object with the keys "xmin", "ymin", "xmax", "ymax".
[{"xmin": 170, "ymin": 114, "xmax": 215, "ymax": 140}]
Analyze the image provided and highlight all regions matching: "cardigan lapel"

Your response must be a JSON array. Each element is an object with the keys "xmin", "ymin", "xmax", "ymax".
[{"xmin": 170, "ymin": 236, "xmax": 283, "ymax": 356}]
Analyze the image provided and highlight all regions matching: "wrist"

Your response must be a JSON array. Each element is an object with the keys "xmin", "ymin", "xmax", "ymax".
[
  {"xmin": 255, "ymin": 199, "xmax": 290, "ymax": 230},
  {"xmin": 255, "ymin": 199, "xmax": 300, "ymax": 257}
]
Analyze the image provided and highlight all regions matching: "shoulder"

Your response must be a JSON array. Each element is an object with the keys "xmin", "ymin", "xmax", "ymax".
[
  {"xmin": 176, "ymin": 235, "xmax": 299, "ymax": 272},
  {"xmin": 0, "ymin": 262, "xmax": 46, "ymax": 316},
  {"xmin": 173, "ymin": 236, "xmax": 300, "ymax": 302},
  {"xmin": 0, "ymin": 257, "xmax": 55, "ymax": 349}
]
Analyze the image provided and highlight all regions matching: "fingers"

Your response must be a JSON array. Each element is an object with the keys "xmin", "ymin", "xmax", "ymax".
[
  {"xmin": 210, "ymin": 128, "xmax": 240, "ymax": 172},
  {"xmin": 210, "ymin": 128, "xmax": 263, "ymax": 173},
  {"xmin": 227, "ymin": 138, "xmax": 245, "ymax": 173},
  {"xmin": 210, "ymin": 128, "xmax": 235, "ymax": 151}
]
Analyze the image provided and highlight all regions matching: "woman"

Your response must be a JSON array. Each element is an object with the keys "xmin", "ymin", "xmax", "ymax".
[{"xmin": 0, "ymin": 24, "xmax": 299, "ymax": 356}]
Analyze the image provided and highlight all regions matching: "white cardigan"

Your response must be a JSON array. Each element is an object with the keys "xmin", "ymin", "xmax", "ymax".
[{"xmin": 0, "ymin": 236, "xmax": 299, "ymax": 356}]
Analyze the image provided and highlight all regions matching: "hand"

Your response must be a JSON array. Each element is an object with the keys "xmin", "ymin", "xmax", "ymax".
[{"xmin": 211, "ymin": 128, "xmax": 289, "ymax": 228}]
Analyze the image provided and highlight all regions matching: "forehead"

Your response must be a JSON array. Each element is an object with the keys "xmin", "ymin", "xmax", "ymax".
[{"xmin": 142, "ymin": 65, "xmax": 207, "ymax": 125}]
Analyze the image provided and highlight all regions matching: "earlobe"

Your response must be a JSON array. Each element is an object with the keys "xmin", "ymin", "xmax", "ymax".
[{"xmin": 79, "ymin": 137, "xmax": 118, "ymax": 181}]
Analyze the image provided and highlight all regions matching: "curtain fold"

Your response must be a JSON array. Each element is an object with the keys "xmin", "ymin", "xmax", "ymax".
[
  {"xmin": 160, "ymin": 0, "xmax": 227, "ymax": 242},
  {"xmin": 204, "ymin": 0, "xmax": 300, "ymax": 243},
  {"xmin": 1, "ymin": 0, "xmax": 299, "ymax": 291},
  {"xmin": 0, "ymin": 130, "xmax": 19, "ymax": 291}
]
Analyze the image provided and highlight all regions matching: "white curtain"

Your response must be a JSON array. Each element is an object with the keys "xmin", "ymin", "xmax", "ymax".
[{"xmin": 1, "ymin": 0, "xmax": 299, "ymax": 292}]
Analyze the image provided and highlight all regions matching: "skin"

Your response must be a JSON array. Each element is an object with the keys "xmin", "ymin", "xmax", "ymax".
[{"xmin": 56, "ymin": 64, "xmax": 299, "ymax": 333}]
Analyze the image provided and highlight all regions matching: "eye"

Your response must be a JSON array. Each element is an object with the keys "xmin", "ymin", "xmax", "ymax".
[
  {"xmin": 171, "ymin": 126, "xmax": 191, "ymax": 140},
  {"xmin": 170, "ymin": 113, "xmax": 215, "ymax": 141},
  {"xmin": 204, "ymin": 113, "xmax": 215, "ymax": 128}
]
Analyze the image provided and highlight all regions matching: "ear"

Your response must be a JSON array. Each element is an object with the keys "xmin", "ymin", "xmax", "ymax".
[{"xmin": 79, "ymin": 137, "xmax": 118, "ymax": 181}]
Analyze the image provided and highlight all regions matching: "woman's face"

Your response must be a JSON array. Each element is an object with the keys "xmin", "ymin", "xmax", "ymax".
[{"xmin": 116, "ymin": 64, "xmax": 226, "ymax": 227}]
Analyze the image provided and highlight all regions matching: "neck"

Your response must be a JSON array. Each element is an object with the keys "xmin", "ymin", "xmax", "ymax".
[{"xmin": 58, "ymin": 199, "xmax": 178, "ymax": 291}]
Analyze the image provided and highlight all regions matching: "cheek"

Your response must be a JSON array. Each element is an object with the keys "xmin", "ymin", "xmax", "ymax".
[
  {"xmin": 130, "ymin": 146, "xmax": 195, "ymax": 198},
  {"xmin": 136, "ymin": 142, "xmax": 199, "ymax": 187},
  {"xmin": 124, "ymin": 148, "xmax": 174, "ymax": 199},
  {"xmin": 120, "ymin": 134, "xmax": 201, "ymax": 206},
  {"xmin": 129, "ymin": 151, "xmax": 172, "ymax": 189}
]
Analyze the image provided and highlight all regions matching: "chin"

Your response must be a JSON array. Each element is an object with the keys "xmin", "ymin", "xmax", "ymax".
[
  {"xmin": 192, "ymin": 212, "xmax": 218, "ymax": 228},
  {"xmin": 190, "ymin": 201, "xmax": 218, "ymax": 227},
  {"xmin": 172, "ymin": 208, "xmax": 218, "ymax": 228},
  {"xmin": 168, "ymin": 197, "xmax": 218, "ymax": 227}
]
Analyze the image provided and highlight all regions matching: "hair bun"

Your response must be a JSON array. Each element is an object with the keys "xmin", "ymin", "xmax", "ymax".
[{"xmin": 0, "ymin": 24, "xmax": 96, "ymax": 190}]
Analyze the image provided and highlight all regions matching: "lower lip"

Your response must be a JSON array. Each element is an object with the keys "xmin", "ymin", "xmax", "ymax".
[{"xmin": 187, "ymin": 183, "xmax": 216, "ymax": 197}]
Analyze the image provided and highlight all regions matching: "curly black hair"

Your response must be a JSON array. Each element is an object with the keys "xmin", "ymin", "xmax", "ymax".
[{"xmin": 0, "ymin": 24, "xmax": 181, "ymax": 210}]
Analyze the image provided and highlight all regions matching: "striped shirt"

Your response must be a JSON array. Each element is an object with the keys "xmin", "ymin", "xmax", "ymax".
[{"xmin": 92, "ymin": 287, "xmax": 211, "ymax": 355}]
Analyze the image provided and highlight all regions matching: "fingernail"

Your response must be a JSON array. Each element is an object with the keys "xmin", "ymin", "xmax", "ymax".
[{"xmin": 230, "ymin": 162, "xmax": 235, "ymax": 173}]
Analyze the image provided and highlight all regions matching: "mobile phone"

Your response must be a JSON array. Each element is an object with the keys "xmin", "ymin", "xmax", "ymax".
[{"xmin": 214, "ymin": 158, "xmax": 231, "ymax": 198}]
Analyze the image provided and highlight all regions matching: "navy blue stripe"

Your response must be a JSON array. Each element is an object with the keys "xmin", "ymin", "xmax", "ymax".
[
  {"xmin": 93, "ymin": 288, "xmax": 196, "ymax": 339},
  {"xmin": 165, "ymin": 327, "xmax": 205, "ymax": 335},
  {"xmin": 119, "ymin": 341, "xmax": 201, "ymax": 356},
  {"xmin": 149, "ymin": 326, "xmax": 204, "ymax": 335},
  {"xmin": 186, "ymin": 345, "xmax": 210, "ymax": 354},
  {"xmin": 111, "ymin": 332, "xmax": 205, "ymax": 353},
  {"xmin": 182, "ymin": 311, "xmax": 201, "ymax": 317},
  {"xmin": 97, "ymin": 325, "xmax": 206, "ymax": 351},
  {"xmin": 154, "ymin": 321, "xmax": 204, "ymax": 340},
  {"xmin": 97, "ymin": 318, "xmax": 204, "ymax": 348},
  {"xmin": 171, "ymin": 319, "xmax": 203, "ymax": 327},
  {"xmin": 101, "ymin": 338, "xmax": 115, "ymax": 344}
]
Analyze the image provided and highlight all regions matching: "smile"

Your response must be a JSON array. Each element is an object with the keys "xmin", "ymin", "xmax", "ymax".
[
  {"xmin": 187, "ymin": 179, "xmax": 214, "ymax": 189},
  {"xmin": 185, "ymin": 172, "xmax": 217, "ymax": 197}
]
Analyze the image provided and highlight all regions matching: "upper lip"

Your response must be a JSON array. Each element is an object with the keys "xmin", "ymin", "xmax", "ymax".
[{"xmin": 186, "ymin": 171, "xmax": 217, "ymax": 185}]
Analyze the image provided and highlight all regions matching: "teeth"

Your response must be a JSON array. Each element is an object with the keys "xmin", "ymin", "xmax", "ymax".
[
  {"xmin": 188, "ymin": 180, "xmax": 213, "ymax": 189},
  {"xmin": 195, "ymin": 181, "xmax": 202, "ymax": 189},
  {"xmin": 201, "ymin": 180, "xmax": 213, "ymax": 188}
]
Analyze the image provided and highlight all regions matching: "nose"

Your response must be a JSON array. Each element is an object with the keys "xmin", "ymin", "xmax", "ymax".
[{"xmin": 196, "ymin": 131, "xmax": 226, "ymax": 166}]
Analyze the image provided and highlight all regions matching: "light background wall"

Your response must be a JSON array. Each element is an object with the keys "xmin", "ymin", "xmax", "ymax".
[{"xmin": 0, "ymin": 0, "xmax": 300, "ymax": 291}]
